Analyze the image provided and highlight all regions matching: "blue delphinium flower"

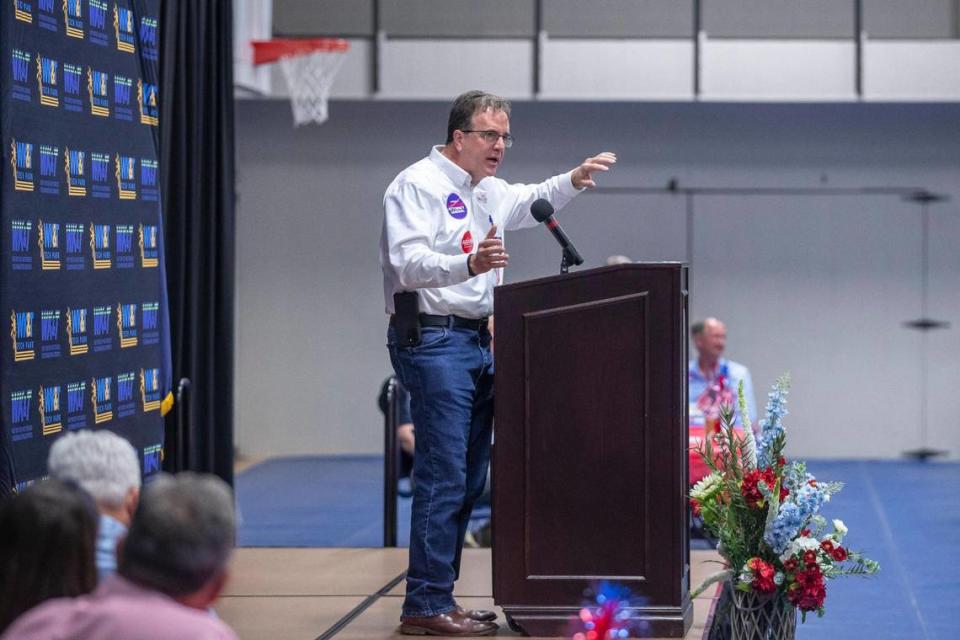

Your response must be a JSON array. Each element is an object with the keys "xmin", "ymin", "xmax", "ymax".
[
  {"xmin": 764, "ymin": 473, "xmax": 827, "ymax": 555},
  {"xmin": 756, "ymin": 378, "xmax": 790, "ymax": 468}
]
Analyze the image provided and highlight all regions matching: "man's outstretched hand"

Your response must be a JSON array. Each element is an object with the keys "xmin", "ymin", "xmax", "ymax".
[{"xmin": 571, "ymin": 151, "xmax": 617, "ymax": 190}]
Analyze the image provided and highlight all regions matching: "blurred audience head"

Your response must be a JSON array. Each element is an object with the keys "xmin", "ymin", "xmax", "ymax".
[
  {"xmin": 119, "ymin": 472, "xmax": 236, "ymax": 609},
  {"xmin": 692, "ymin": 317, "xmax": 727, "ymax": 365},
  {"xmin": 605, "ymin": 254, "xmax": 633, "ymax": 266},
  {"xmin": 0, "ymin": 478, "xmax": 98, "ymax": 633},
  {"xmin": 48, "ymin": 430, "xmax": 141, "ymax": 525}
]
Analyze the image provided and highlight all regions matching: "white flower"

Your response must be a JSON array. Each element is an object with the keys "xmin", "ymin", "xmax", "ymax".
[
  {"xmin": 690, "ymin": 472, "xmax": 723, "ymax": 501},
  {"xmin": 774, "ymin": 572, "xmax": 784, "ymax": 585},
  {"xmin": 780, "ymin": 536, "xmax": 820, "ymax": 562},
  {"xmin": 833, "ymin": 519, "xmax": 848, "ymax": 539}
]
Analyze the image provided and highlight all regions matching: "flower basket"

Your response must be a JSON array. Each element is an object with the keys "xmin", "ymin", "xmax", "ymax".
[
  {"xmin": 729, "ymin": 585, "xmax": 797, "ymax": 640},
  {"xmin": 690, "ymin": 376, "xmax": 880, "ymax": 634}
]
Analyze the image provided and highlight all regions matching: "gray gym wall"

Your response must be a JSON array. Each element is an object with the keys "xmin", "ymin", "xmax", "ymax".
[{"xmin": 234, "ymin": 100, "xmax": 960, "ymax": 460}]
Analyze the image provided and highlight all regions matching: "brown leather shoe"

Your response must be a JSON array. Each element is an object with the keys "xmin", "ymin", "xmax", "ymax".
[
  {"xmin": 400, "ymin": 609, "xmax": 499, "ymax": 636},
  {"xmin": 456, "ymin": 605, "xmax": 498, "ymax": 622}
]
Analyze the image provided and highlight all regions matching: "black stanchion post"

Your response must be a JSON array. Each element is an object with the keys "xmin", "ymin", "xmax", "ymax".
[
  {"xmin": 383, "ymin": 377, "xmax": 399, "ymax": 547},
  {"xmin": 176, "ymin": 378, "xmax": 191, "ymax": 472}
]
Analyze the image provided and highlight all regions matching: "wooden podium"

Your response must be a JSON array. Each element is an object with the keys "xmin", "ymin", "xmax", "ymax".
[{"xmin": 492, "ymin": 263, "xmax": 692, "ymax": 637}]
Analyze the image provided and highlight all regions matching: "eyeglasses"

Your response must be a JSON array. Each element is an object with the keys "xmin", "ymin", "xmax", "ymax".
[{"xmin": 461, "ymin": 130, "xmax": 515, "ymax": 148}]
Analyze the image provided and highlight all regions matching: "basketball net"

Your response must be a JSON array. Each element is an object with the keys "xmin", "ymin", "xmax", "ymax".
[{"xmin": 252, "ymin": 39, "xmax": 349, "ymax": 127}]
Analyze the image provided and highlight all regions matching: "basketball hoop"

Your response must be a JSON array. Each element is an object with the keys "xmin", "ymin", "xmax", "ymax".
[{"xmin": 252, "ymin": 38, "xmax": 349, "ymax": 126}]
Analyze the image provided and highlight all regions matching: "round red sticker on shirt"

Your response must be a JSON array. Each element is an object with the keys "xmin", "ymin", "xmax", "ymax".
[{"xmin": 461, "ymin": 230, "xmax": 474, "ymax": 253}]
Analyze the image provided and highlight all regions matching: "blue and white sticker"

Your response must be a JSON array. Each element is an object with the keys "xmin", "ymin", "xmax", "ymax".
[{"xmin": 446, "ymin": 193, "xmax": 467, "ymax": 220}]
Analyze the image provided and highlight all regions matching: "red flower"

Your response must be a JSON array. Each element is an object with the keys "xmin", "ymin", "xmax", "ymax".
[
  {"xmin": 690, "ymin": 498, "xmax": 701, "ymax": 518},
  {"xmin": 741, "ymin": 467, "xmax": 780, "ymax": 509},
  {"xmin": 783, "ymin": 558, "xmax": 799, "ymax": 572},
  {"xmin": 779, "ymin": 485, "xmax": 790, "ymax": 502},
  {"xmin": 778, "ymin": 456, "xmax": 787, "ymax": 467},
  {"xmin": 803, "ymin": 550, "xmax": 818, "ymax": 567},
  {"xmin": 820, "ymin": 540, "xmax": 835, "ymax": 554},
  {"xmin": 800, "ymin": 528, "xmax": 810, "ymax": 537},
  {"xmin": 832, "ymin": 546, "xmax": 848, "ymax": 562},
  {"xmin": 788, "ymin": 566, "xmax": 826, "ymax": 611},
  {"xmin": 747, "ymin": 558, "xmax": 777, "ymax": 594}
]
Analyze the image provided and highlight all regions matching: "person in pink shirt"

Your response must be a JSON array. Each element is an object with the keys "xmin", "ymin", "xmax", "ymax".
[{"xmin": 1, "ymin": 472, "xmax": 238, "ymax": 640}]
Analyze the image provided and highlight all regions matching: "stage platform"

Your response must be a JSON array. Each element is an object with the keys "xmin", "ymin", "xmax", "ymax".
[{"xmin": 216, "ymin": 547, "xmax": 721, "ymax": 639}]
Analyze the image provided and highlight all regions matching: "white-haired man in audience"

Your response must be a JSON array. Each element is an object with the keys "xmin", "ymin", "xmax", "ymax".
[
  {"xmin": 2, "ymin": 472, "xmax": 238, "ymax": 640},
  {"xmin": 47, "ymin": 430, "xmax": 141, "ymax": 578}
]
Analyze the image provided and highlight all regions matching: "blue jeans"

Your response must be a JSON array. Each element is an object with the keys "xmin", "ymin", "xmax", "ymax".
[{"xmin": 387, "ymin": 323, "xmax": 494, "ymax": 617}]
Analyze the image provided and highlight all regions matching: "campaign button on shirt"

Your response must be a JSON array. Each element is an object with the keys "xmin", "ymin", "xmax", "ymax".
[
  {"xmin": 446, "ymin": 193, "xmax": 467, "ymax": 219},
  {"xmin": 460, "ymin": 230, "xmax": 474, "ymax": 253}
]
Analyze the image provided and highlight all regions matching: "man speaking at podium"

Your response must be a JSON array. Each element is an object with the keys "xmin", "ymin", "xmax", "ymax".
[{"xmin": 380, "ymin": 90, "xmax": 616, "ymax": 636}]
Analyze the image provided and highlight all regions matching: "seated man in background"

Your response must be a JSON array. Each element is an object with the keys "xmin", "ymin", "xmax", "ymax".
[
  {"xmin": 689, "ymin": 317, "xmax": 757, "ymax": 431},
  {"xmin": 0, "ymin": 479, "xmax": 98, "ymax": 634},
  {"xmin": 2, "ymin": 472, "xmax": 238, "ymax": 640},
  {"xmin": 47, "ymin": 430, "xmax": 141, "ymax": 578}
]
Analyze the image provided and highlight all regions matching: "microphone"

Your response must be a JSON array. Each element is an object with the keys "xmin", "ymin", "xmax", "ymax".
[{"xmin": 530, "ymin": 199, "xmax": 584, "ymax": 266}]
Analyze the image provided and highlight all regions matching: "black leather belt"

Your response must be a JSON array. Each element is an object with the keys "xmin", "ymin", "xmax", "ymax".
[{"xmin": 391, "ymin": 313, "xmax": 488, "ymax": 331}]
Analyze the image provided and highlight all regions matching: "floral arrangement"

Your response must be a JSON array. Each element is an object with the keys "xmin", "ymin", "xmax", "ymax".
[{"xmin": 690, "ymin": 376, "xmax": 880, "ymax": 621}]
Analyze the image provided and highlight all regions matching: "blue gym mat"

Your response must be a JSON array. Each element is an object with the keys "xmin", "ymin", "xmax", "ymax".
[{"xmin": 235, "ymin": 457, "xmax": 959, "ymax": 639}]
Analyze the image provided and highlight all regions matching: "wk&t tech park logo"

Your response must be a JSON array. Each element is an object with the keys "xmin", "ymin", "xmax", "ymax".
[
  {"xmin": 141, "ymin": 368, "xmax": 161, "ymax": 412},
  {"xmin": 66, "ymin": 223, "xmax": 85, "ymax": 270},
  {"xmin": 10, "ymin": 50, "xmax": 33, "ymax": 102},
  {"xmin": 37, "ymin": 54, "xmax": 60, "ymax": 107},
  {"xmin": 11, "ymin": 220, "xmax": 34, "ymax": 270},
  {"xmin": 92, "ymin": 375, "xmax": 113, "ymax": 423},
  {"xmin": 138, "ymin": 79, "xmax": 158, "ymax": 126},
  {"xmin": 39, "ymin": 144, "xmax": 61, "ymax": 195},
  {"xmin": 117, "ymin": 303, "xmax": 137, "ymax": 348},
  {"xmin": 11, "ymin": 310, "xmax": 36, "ymax": 362},
  {"xmin": 88, "ymin": 67, "xmax": 110, "ymax": 116},
  {"xmin": 90, "ymin": 222, "xmax": 111, "ymax": 269},
  {"xmin": 114, "ymin": 3, "xmax": 136, "ymax": 52},
  {"xmin": 11, "ymin": 139, "xmax": 35, "ymax": 191},
  {"xmin": 10, "ymin": 389, "xmax": 34, "ymax": 442},
  {"xmin": 139, "ymin": 224, "xmax": 158, "ymax": 267},
  {"xmin": 92, "ymin": 305, "xmax": 112, "ymax": 352},
  {"xmin": 67, "ymin": 380, "xmax": 88, "ymax": 430},
  {"xmin": 65, "ymin": 147, "xmax": 87, "ymax": 196},
  {"xmin": 116, "ymin": 224, "xmax": 134, "ymax": 268},
  {"xmin": 63, "ymin": 62, "xmax": 83, "ymax": 111},
  {"xmin": 140, "ymin": 158, "xmax": 158, "ymax": 200},
  {"xmin": 113, "ymin": 74, "xmax": 133, "ymax": 121},
  {"xmin": 38, "ymin": 220, "xmax": 62, "ymax": 270},
  {"xmin": 14, "ymin": 0, "xmax": 32, "ymax": 22},
  {"xmin": 144, "ymin": 443, "xmax": 162, "ymax": 474},
  {"xmin": 117, "ymin": 371, "xmax": 136, "ymax": 418},
  {"xmin": 39, "ymin": 384, "xmax": 63, "ymax": 436},
  {"xmin": 91, "ymin": 152, "xmax": 111, "ymax": 198},
  {"xmin": 116, "ymin": 153, "xmax": 137, "ymax": 199},
  {"xmin": 140, "ymin": 15, "xmax": 159, "ymax": 61},
  {"xmin": 41, "ymin": 309, "xmax": 62, "ymax": 359},
  {"xmin": 38, "ymin": 0, "xmax": 58, "ymax": 32},
  {"xmin": 88, "ymin": 0, "xmax": 109, "ymax": 46},
  {"xmin": 64, "ymin": 0, "xmax": 85, "ymax": 39},
  {"xmin": 141, "ymin": 302, "xmax": 160, "ymax": 344},
  {"xmin": 67, "ymin": 306, "xmax": 88, "ymax": 355}
]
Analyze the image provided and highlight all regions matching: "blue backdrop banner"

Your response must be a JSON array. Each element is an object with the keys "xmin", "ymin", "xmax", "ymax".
[{"xmin": 1, "ymin": 0, "xmax": 172, "ymax": 493}]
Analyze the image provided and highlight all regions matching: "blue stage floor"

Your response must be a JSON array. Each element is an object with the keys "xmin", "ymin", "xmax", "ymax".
[{"xmin": 236, "ymin": 457, "xmax": 959, "ymax": 640}]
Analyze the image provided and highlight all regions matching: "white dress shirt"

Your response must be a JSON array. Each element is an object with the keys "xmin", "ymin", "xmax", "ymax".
[{"xmin": 381, "ymin": 146, "xmax": 581, "ymax": 318}]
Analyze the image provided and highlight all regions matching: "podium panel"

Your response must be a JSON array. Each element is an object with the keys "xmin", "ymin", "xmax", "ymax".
[{"xmin": 493, "ymin": 264, "xmax": 691, "ymax": 638}]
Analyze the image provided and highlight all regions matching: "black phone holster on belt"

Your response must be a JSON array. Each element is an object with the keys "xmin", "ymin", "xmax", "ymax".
[{"xmin": 392, "ymin": 291, "xmax": 421, "ymax": 347}]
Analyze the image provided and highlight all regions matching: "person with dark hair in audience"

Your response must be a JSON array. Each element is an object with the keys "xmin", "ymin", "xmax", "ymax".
[
  {"xmin": 1, "ymin": 472, "xmax": 238, "ymax": 640},
  {"xmin": 0, "ymin": 478, "xmax": 98, "ymax": 634},
  {"xmin": 47, "ymin": 430, "xmax": 142, "ymax": 578}
]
